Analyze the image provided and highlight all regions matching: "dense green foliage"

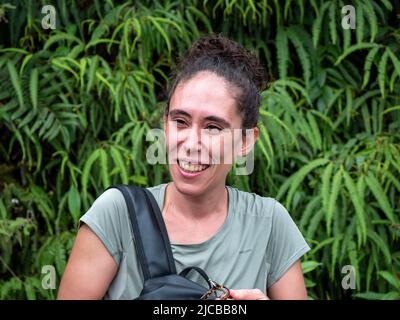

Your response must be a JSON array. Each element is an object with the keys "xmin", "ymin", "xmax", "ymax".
[{"xmin": 0, "ymin": 0, "xmax": 399, "ymax": 299}]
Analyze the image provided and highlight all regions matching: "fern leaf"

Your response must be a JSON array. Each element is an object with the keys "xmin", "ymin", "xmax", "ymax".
[
  {"xmin": 187, "ymin": 6, "xmax": 213, "ymax": 33},
  {"xmin": 312, "ymin": 1, "xmax": 330, "ymax": 48},
  {"xmin": 345, "ymin": 88, "xmax": 352, "ymax": 127},
  {"xmin": 274, "ymin": 79, "xmax": 311, "ymax": 104},
  {"xmin": 67, "ymin": 185, "xmax": 81, "ymax": 225},
  {"xmin": 335, "ymin": 43, "xmax": 378, "ymax": 65},
  {"xmin": 328, "ymin": 2, "xmax": 337, "ymax": 45},
  {"xmin": 331, "ymin": 233, "xmax": 343, "ymax": 279},
  {"xmin": 347, "ymin": 240, "xmax": 360, "ymax": 288},
  {"xmin": 306, "ymin": 112, "xmax": 322, "ymax": 151},
  {"xmin": 379, "ymin": 0, "xmax": 393, "ymax": 10},
  {"xmin": 362, "ymin": 46, "xmax": 380, "ymax": 89},
  {"xmin": 356, "ymin": 175, "xmax": 366, "ymax": 203},
  {"xmin": 387, "ymin": 47, "xmax": 400, "ymax": 79},
  {"xmin": 276, "ymin": 27, "xmax": 288, "ymax": 80},
  {"xmin": 7, "ymin": 61, "xmax": 24, "ymax": 109},
  {"xmin": 383, "ymin": 170, "xmax": 400, "ymax": 193},
  {"xmin": 365, "ymin": 172, "xmax": 396, "ymax": 223},
  {"xmin": 285, "ymin": 158, "xmax": 329, "ymax": 209},
  {"xmin": 342, "ymin": 29, "xmax": 351, "ymax": 51},
  {"xmin": 367, "ymin": 230, "xmax": 392, "ymax": 267},
  {"xmin": 81, "ymin": 149, "xmax": 101, "ymax": 199},
  {"xmin": 301, "ymin": 261, "xmax": 322, "ymax": 274},
  {"xmin": 147, "ymin": 16, "xmax": 172, "ymax": 52},
  {"xmin": 300, "ymin": 196, "xmax": 320, "ymax": 231},
  {"xmin": 259, "ymin": 110, "xmax": 297, "ymax": 144},
  {"xmin": 38, "ymin": 112, "xmax": 55, "ymax": 138},
  {"xmin": 342, "ymin": 169, "xmax": 367, "ymax": 245},
  {"xmin": 321, "ymin": 162, "xmax": 333, "ymax": 215},
  {"xmin": 361, "ymin": 0, "xmax": 378, "ymax": 42},
  {"xmin": 110, "ymin": 146, "xmax": 129, "ymax": 184},
  {"xmin": 43, "ymin": 32, "xmax": 83, "ymax": 51},
  {"xmin": 307, "ymin": 209, "xmax": 324, "ymax": 240},
  {"xmin": 378, "ymin": 271, "xmax": 400, "ymax": 290},
  {"xmin": 356, "ymin": 3, "xmax": 365, "ymax": 43},
  {"xmin": 287, "ymin": 26, "xmax": 312, "ymax": 88},
  {"xmin": 326, "ymin": 168, "xmax": 342, "ymax": 236},
  {"xmin": 99, "ymin": 148, "xmax": 110, "ymax": 189},
  {"xmin": 378, "ymin": 48, "xmax": 390, "ymax": 98},
  {"xmin": 86, "ymin": 56, "xmax": 98, "ymax": 94},
  {"xmin": 29, "ymin": 68, "xmax": 38, "ymax": 111}
]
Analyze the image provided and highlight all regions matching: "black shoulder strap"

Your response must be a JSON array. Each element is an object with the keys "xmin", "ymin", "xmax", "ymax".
[{"xmin": 106, "ymin": 185, "xmax": 177, "ymax": 280}]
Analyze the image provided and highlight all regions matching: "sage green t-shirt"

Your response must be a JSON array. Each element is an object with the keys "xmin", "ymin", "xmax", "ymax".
[{"xmin": 79, "ymin": 183, "xmax": 310, "ymax": 300}]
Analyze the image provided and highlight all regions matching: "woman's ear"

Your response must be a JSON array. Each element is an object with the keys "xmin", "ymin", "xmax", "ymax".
[{"xmin": 240, "ymin": 127, "xmax": 259, "ymax": 157}]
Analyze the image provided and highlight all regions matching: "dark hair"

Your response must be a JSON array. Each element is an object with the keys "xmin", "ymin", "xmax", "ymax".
[{"xmin": 165, "ymin": 34, "xmax": 266, "ymax": 129}]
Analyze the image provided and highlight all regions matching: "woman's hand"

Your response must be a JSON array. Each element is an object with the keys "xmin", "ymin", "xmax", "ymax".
[{"xmin": 228, "ymin": 289, "xmax": 270, "ymax": 300}]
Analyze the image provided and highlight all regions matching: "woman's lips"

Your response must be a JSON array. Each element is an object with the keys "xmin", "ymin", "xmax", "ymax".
[{"xmin": 176, "ymin": 160, "xmax": 210, "ymax": 178}]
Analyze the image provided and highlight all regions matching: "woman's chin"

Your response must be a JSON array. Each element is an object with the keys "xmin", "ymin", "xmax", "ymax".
[
  {"xmin": 169, "ymin": 165, "xmax": 211, "ymax": 196},
  {"xmin": 173, "ymin": 183, "xmax": 205, "ymax": 197}
]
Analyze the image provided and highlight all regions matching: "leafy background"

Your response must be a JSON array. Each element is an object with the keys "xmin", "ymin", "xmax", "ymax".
[{"xmin": 0, "ymin": 0, "xmax": 399, "ymax": 299}]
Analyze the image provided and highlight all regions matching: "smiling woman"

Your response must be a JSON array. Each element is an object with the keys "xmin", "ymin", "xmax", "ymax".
[{"xmin": 57, "ymin": 35, "xmax": 311, "ymax": 300}]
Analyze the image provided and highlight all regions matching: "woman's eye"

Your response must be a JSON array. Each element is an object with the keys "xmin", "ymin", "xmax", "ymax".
[
  {"xmin": 173, "ymin": 119, "xmax": 187, "ymax": 127},
  {"xmin": 205, "ymin": 125, "xmax": 223, "ymax": 133}
]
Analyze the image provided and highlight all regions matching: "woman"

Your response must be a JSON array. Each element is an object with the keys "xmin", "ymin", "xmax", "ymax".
[{"xmin": 58, "ymin": 35, "xmax": 310, "ymax": 300}]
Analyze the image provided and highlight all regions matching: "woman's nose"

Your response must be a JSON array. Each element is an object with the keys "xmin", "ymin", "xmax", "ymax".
[{"xmin": 181, "ymin": 127, "xmax": 202, "ymax": 155}]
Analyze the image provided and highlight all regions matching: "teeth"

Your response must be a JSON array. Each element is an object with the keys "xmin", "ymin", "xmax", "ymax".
[{"xmin": 179, "ymin": 160, "xmax": 209, "ymax": 173}]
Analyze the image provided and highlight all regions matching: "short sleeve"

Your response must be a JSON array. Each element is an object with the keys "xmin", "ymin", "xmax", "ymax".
[
  {"xmin": 79, "ymin": 188, "xmax": 132, "ymax": 266},
  {"xmin": 266, "ymin": 200, "xmax": 311, "ymax": 288}
]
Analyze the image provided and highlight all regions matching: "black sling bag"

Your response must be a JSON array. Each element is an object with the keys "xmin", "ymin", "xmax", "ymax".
[{"xmin": 106, "ymin": 184, "xmax": 219, "ymax": 300}]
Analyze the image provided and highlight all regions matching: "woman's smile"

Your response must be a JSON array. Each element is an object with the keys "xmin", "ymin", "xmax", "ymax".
[{"xmin": 176, "ymin": 159, "xmax": 211, "ymax": 179}]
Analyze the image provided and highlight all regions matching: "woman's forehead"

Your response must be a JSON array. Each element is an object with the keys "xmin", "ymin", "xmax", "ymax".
[{"xmin": 169, "ymin": 72, "xmax": 241, "ymax": 123}]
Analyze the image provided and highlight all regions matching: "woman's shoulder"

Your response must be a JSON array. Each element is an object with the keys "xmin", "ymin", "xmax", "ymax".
[
  {"xmin": 226, "ymin": 185, "xmax": 281, "ymax": 219},
  {"xmin": 79, "ymin": 187, "xmax": 132, "ymax": 232},
  {"xmin": 146, "ymin": 183, "xmax": 168, "ymax": 195},
  {"xmin": 89, "ymin": 183, "xmax": 167, "ymax": 207}
]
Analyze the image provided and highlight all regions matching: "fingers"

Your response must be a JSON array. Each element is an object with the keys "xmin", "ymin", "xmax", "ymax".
[{"xmin": 228, "ymin": 289, "xmax": 269, "ymax": 300}]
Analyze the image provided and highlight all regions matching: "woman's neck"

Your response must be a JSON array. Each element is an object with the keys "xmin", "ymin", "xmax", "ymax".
[{"xmin": 164, "ymin": 182, "xmax": 228, "ymax": 221}]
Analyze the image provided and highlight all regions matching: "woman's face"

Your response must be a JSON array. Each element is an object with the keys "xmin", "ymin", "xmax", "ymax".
[{"xmin": 164, "ymin": 71, "xmax": 249, "ymax": 196}]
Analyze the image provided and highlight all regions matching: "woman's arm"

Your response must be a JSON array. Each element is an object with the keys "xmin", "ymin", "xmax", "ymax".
[
  {"xmin": 267, "ymin": 259, "xmax": 308, "ymax": 299},
  {"xmin": 229, "ymin": 259, "xmax": 308, "ymax": 300},
  {"xmin": 57, "ymin": 224, "xmax": 118, "ymax": 299}
]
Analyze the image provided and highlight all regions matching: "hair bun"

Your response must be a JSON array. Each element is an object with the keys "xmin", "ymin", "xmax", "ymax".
[{"xmin": 180, "ymin": 34, "xmax": 266, "ymax": 91}]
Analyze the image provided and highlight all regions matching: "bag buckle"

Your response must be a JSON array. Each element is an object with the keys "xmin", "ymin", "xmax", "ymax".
[{"xmin": 200, "ymin": 279, "xmax": 231, "ymax": 300}]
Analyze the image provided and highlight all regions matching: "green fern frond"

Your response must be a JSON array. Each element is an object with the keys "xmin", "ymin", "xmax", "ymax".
[
  {"xmin": 276, "ymin": 27, "xmax": 288, "ymax": 80},
  {"xmin": 287, "ymin": 26, "xmax": 312, "ymax": 88},
  {"xmin": 284, "ymin": 158, "xmax": 329, "ymax": 210},
  {"xmin": 335, "ymin": 43, "xmax": 379, "ymax": 66},
  {"xmin": 387, "ymin": 47, "xmax": 400, "ymax": 79},
  {"xmin": 312, "ymin": 1, "xmax": 330, "ymax": 48},
  {"xmin": 342, "ymin": 168, "xmax": 367, "ymax": 246},
  {"xmin": 326, "ymin": 168, "xmax": 342, "ymax": 237},
  {"xmin": 365, "ymin": 172, "xmax": 396, "ymax": 224},
  {"xmin": 81, "ymin": 148, "xmax": 101, "ymax": 201},
  {"xmin": 378, "ymin": 48, "xmax": 390, "ymax": 98},
  {"xmin": 356, "ymin": 2, "xmax": 365, "ymax": 43},
  {"xmin": 361, "ymin": 0, "xmax": 378, "ymax": 43},
  {"xmin": 328, "ymin": 2, "xmax": 337, "ymax": 45},
  {"xmin": 362, "ymin": 46, "xmax": 380, "ymax": 89},
  {"xmin": 110, "ymin": 145, "xmax": 129, "ymax": 184}
]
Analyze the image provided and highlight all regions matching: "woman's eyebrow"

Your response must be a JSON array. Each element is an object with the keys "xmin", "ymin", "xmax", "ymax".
[
  {"xmin": 204, "ymin": 115, "xmax": 231, "ymax": 128},
  {"xmin": 169, "ymin": 109, "xmax": 231, "ymax": 128},
  {"xmin": 168, "ymin": 109, "xmax": 190, "ymax": 118}
]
